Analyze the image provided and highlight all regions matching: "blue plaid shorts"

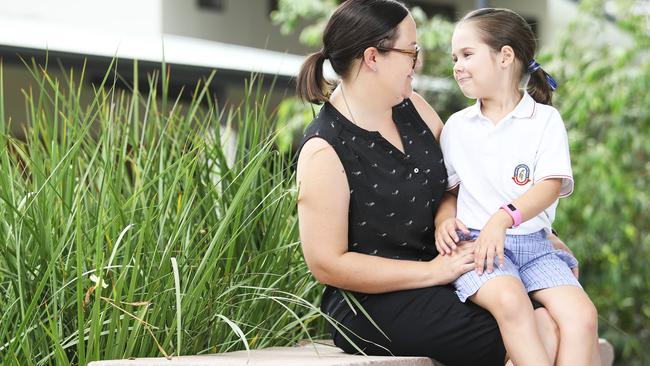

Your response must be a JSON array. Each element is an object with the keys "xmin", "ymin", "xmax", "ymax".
[{"xmin": 453, "ymin": 229, "xmax": 581, "ymax": 303}]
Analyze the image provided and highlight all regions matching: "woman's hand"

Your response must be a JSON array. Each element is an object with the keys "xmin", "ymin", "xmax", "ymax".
[
  {"xmin": 547, "ymin": 232, "xmax": 579, "ymax": 279},
  {"xmin": 474, "ymin": 211, "xmax": 511, "ymax": 275},
  {"xmin": 430, "ymin": 241, "xmax": 476, "ymax": 284},
  {"xmin": 434, "ymin": 217, "xmax": 470, "ymax": 255}
]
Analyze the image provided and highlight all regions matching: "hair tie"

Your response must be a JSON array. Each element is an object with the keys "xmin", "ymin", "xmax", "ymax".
[
  {"xmin": 527, "ymin": 59, "xmax": 558, "ymax": 91},
  {"xmin": 527, "ymin": 59, "xmax": 541, "ymax": 73},
  {"xmin": 320, "ymin": 49, "xmax": 329, "ymax": 60}
]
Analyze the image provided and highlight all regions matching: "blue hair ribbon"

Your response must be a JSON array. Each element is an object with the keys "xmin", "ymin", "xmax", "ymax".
[{"xmin": 527, "ymin": 59, "xmax": 558, "ymax": 91}]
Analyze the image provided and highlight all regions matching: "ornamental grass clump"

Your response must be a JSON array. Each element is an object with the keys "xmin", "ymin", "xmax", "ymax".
[{"xmin": 0, "ymin": 60, "xmax": 326, "ymax": 365}]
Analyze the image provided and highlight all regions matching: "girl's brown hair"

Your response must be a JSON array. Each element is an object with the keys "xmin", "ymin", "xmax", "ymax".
[
  {"xmin": 297, "ymin": 0, "xmax": 409, "ymax": 104},
  {"xmin": 460, "ymin": 8, "xmax": 555, "ymax": 105}
]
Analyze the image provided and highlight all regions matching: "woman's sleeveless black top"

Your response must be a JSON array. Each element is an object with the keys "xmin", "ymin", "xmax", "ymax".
[{"xmin": 298, "ymin": 99, "xmax": 448, "ymax": 321}]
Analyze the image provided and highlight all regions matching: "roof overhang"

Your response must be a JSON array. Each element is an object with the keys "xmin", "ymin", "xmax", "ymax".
[{"xmin": 0, "ymin": 17, "xmax": 449, "ymax": 92}]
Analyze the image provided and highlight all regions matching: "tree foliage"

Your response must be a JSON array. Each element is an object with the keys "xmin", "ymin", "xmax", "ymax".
[{"xmin": 548, "ymin": 1, "xmax": 650, "ymax": 363}]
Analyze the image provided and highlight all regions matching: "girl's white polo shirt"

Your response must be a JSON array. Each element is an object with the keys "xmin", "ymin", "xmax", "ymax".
[{"xmin": 440, "ymin": 92, "xmax": 573, "ymax": 235}]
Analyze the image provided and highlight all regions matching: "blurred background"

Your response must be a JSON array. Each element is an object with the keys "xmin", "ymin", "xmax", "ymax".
[
  {"xmin": 2, "ymin": 0, "xmax": 636, "ymax": 127},
  {"xmin": 0, "ymin": 0, "xmax": 647, "ymax": 365}
]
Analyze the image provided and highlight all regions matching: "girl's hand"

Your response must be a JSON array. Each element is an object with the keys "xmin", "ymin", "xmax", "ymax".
[
  {"xmin": 434, "ymin": 218, "xmax": 470, "ymax": 255},
  {"xmin": 474, "ymin": 213, "xmax": 511, "ymax": 275},
  {"xmin": 547, "ymin": 232, "xmax": 580, "ymax": 280},
  {"xmin": 430, "ymin": 241, "xmax": 476, "ymax": 284}
]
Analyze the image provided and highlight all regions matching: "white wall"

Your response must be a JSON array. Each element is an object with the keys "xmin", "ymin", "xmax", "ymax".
[
  {"xmin": 1, "ymin": 0, "xmax": 163, "ymax": 35},
  {"xmin": 545, "ymin": 0, "xmax": 580, "ymax": 46},
  {"xmin": 546, "ymin": 0, "xmax": 632, "ymax": 49},
  {"xmin": 162, "ymin": 0, "xmax": 310, "ymax": 54},
  {"xmin": 0, "ymin": 0, "xmax": 163, "ymax": 128}
]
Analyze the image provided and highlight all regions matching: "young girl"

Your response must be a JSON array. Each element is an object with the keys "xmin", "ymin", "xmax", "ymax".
[{"xmin": 435, "ymin": 8, "xmax": 600, "ymax": 366}]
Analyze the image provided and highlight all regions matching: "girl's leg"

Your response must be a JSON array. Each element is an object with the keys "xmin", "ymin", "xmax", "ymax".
[
  {"xmin": 532, "ymin": 286, "xmax": 600, "ymax": 366},
  {"xmin": 471, "ymin": 276, "xmax": 552, "ymax": 366},
  {"xmin": 505, "ymin": 308, "xmax": 560, "ymax": 366}
]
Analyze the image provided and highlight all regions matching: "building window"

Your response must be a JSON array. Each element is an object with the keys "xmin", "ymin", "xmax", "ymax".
[
  {"xmin": 198, "ymin": 0, "xmax": 226, "ymax": 12},
  {"xmin": 269, "ymin": 0, "xmax": 279, "ymax": 14}
]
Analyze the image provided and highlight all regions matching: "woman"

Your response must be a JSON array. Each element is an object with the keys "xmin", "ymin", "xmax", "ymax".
[{"xmin": 295, "ymin": 1, "xmax": 569, "ymax": 364}]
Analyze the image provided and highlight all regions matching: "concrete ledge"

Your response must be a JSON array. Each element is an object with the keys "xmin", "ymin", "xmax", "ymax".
[
  {"xmin": 88, "ymin": 342, "xmax": 438, "ymax": 366},
  {"xmin": 599, "ymin": 338, "xmax": 615, "ymax": 366},
  {"xmin": 88, "ymin": 339, "xmax": 614, "ymax": 366}
]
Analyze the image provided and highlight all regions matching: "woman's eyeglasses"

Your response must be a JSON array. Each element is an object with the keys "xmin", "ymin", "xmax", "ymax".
[{"xmin": 376, "ymin": 45, "xmax": 420, "ymax": 69}]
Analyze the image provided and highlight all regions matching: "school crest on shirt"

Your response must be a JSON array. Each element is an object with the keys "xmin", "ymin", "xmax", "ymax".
[{"xmin": 512, "ymin": 164, "xmax": 531, "ymax": 185}]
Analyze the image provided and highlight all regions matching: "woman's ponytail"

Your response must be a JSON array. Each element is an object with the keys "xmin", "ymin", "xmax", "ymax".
[
  {"xmin": 297, "ymin": 49, "xmax": 334, "ymax": 105},
  {"xmin": 296, "ymin": 0, "xmax": 409, "ymax": 104}
]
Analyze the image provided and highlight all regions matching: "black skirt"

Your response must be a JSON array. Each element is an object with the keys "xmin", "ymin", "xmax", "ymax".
[{"xmin": 325, "ymin": 285, "xmax": 506, "ymax": 366}]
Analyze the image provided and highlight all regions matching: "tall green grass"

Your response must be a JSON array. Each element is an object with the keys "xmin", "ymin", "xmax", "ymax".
[{"xmin": 0, "ymin": 60, "xmax": 326, "ymax": 365}]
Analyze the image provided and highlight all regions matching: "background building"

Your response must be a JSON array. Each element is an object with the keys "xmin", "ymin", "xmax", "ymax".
[{"xmin": 0, "ymin": 0, "xmax": 600, "ymax": 132}]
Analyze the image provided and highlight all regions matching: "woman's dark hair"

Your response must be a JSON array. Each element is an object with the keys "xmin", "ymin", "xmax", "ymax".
[
  {"xmin": 297, "ymin": 0, "xmax": 409, "ymax": 104},
  {"xmin": 460, "ymin": 8, "xmax": 554, "ymax": 105}
]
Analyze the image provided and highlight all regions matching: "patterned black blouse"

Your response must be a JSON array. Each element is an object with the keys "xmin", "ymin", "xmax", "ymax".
[{"xmin": 298, "ymin": 98, "xmax": 448, "ymax": 322}]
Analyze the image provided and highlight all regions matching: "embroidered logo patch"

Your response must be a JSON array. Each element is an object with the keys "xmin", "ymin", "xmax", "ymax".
[{"xmin": 512, "ymin": 164, "xmax": 531, "ymax": 185}]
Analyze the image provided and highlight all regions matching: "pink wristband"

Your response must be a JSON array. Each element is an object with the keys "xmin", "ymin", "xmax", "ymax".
[{"xmin": 500, "ymin": 203, "xmax": 522, "ymax": 228}]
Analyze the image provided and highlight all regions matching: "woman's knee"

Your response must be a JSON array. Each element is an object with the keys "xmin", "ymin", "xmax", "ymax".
[
  {"xmin": 535, "ymin": 308, "xmax": 560, "ymax": 340},
  {"xmin": 534, "ymin": 307, "xmax": 560, "ymax": 360}
]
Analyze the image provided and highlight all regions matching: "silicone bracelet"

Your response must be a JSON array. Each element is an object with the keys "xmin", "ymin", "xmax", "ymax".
[{"xmin": 500, "ymin": 203, "xmax": 522, "ymax": 228}]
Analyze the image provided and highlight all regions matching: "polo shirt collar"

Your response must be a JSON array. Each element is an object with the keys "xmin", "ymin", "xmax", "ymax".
[
  {"xmin": 462, "ymin": 92, "xmax": 536, "ymax": 121},
  {"xmin": 511, "ymin": 92, "xmax": 536, "ymax": 119}
]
